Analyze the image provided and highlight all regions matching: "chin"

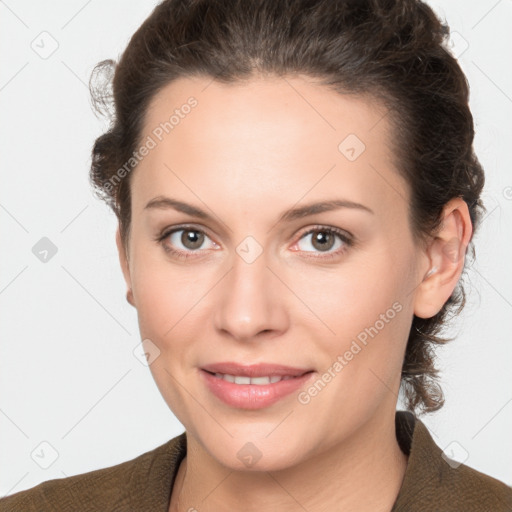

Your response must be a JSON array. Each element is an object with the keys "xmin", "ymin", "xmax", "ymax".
[{"xmin": 195, "ymin": 429, "xmax": 313, "ymax": 473}]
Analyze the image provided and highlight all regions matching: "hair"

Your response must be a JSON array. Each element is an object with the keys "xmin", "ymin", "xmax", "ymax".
[{"xmin": 89, "ymin": 0, "xmax": 485, "ymax": 415}]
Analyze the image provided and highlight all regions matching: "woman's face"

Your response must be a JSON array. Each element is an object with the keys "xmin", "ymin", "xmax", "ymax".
[{"xmin": 118, "ymin": 75, "xmax": 429, "ymax": 470}]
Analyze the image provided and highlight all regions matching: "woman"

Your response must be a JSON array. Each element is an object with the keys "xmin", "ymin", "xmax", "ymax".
[{"xmin": 2, "ymin": 0, "xmax": 511, "ymax": 510}]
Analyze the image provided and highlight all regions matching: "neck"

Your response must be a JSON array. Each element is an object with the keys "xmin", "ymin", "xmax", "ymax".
[{"xmin": 169, "ymin": 409, "xmax": 408, "ymax": 512}]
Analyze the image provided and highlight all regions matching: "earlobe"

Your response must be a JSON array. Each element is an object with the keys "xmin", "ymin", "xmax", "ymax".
[
  {"xmin": 413, "ymin": 198, "xmax": 473, "ymax": 319},
  {"xmin": 126, "ymin": 289, "xmax": 135, "ymax": 307}
]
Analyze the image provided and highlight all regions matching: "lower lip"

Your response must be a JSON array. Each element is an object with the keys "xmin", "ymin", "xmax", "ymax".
[{"xmin": 200, "ymin": 369, "xmax": 314, "ymax": 410}]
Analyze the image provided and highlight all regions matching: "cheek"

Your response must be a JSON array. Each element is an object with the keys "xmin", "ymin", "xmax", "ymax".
[
  {"xmin": 133, "ymin": 273, "xmax": 176, "ymax": 341},
  {"xmin": 293, "ymin": 257, "xmax": 401, "ymax": 335},
  {"xmin": 130, "ymin": 245, "xmax": 203, "ymax": 339},
  {"xmin": 130, "ymin": 259, "xmax": 202, "ymax": 420},
  {"xmin": 303, "ymin": 245, "xmax": 413, "ymax": 380},
  {"xmin": 125, "ymin": 238, "xmax": 203, "ymax": 407}
]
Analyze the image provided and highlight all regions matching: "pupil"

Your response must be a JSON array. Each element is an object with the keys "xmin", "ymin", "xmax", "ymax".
[
  {"xmin": 183, "ymin": 230, "xmax": 203, "ymax": 249},
  {"xmin": 313, "ymin": 231, "xmax": 334, "ymax": 251}
]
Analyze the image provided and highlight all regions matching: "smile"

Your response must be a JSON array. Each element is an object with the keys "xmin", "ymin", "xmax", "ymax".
[
  {"xmin": 200, "ymin": 368, "xmax": 315, "ymax": 409},
  {"xmin": 208, "ymin": 372, "xmax": 296, "ymax": 385}
]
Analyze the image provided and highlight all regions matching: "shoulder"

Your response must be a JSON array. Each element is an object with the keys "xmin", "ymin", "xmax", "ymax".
[
  {"xmin": 439, "ymin": 458, "xmax": 512, "ymax": 510},
  {"xmin": 0, "ymin": 433, "xmax": 186, "ymax": 512},
  {"xmin": 392, "ymin": 411, "xmax": 512, "ymax": 512}
]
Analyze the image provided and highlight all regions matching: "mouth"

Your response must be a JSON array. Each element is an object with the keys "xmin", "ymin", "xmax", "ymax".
[
  {"xmin": 202, "ymin": 370, "xmax": 312, "ymax": 385},
  {"xmin": 199, "ymin": 362, "xmax": 315, "ymax": 409},
  {"xmin": 201, "ymin": 361, "xmax": 313, "ymax": 379}
]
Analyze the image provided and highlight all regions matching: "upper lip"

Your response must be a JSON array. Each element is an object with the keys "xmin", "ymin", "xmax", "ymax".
[{"xmin": 201, "ymin": 362, "xmax": 313, "ymax": 378}]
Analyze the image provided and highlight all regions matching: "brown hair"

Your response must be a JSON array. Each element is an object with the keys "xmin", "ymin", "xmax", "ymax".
[{"xmin": 89, "ymin": 0, "xmax": 485, "ymax": 414}]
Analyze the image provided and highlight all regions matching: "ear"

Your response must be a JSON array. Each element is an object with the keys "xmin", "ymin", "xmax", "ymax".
[
  {"xmin": 413, "ymin": 197, "xmax": 473, "ymax": 319},
  {"xmin": 116, "ymin": 225, "xmax": 135, "ymax": 307}
]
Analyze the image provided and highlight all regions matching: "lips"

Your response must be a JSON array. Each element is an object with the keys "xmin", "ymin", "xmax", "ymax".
[{"xmin": 199, "ymin": 362, "xmax": 315, "ymax": 409}]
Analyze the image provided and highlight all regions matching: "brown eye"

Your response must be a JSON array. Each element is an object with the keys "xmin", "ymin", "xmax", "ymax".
[
  {"xmin": 179, "ymin": 229, "xmax": 205, "ymax": 250},
  {"xmin": 157, "ymin": 225, "xmax": 219, "ymax": 259},
  {"xmin": 309, "ymin": 230, "xmax": 336, "ymax": 252},
  {"xmin": 294, "ymin": 226, "xmax": 353, "ymax": 259}
]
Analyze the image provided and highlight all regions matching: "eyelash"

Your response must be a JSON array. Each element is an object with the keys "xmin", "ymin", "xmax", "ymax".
[{"xmin": 155, "ymin": 224, "xmax": 354, "ymax": 261}]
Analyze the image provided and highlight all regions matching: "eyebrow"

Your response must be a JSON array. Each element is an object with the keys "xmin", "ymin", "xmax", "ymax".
[{"xmin": 144, "ymin": 196, "xmax": 374, "ymax": 223}]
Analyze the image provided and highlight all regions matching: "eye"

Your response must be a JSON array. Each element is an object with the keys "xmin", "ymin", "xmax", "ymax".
[
  {"xmin": 156, "ymin": 224, "xmax": 354, "ymax": 261},
  {"xmin": 292, "ymin": 225, "xmax": 353, "ymax": 259},
  {"xmin": 156, "ymin": 225, "xmax": 219, "ymax": 259}
]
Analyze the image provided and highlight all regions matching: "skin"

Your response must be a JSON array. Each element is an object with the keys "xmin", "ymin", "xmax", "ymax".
[{"xmin": 115, "ymin": 75, "xmax": 472, "ymax": 512}]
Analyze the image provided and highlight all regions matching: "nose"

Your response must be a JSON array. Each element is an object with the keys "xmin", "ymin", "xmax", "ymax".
[{"xmin": 213, "ymin": 249, "xmax": 289, "ymax": 343}]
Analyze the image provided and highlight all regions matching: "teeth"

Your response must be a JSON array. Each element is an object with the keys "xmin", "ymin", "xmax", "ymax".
[
  {"xmin": 248, "ymin": 376, "xmax": 269, "ymax": 385},
  {"xmin": 212, "ymin": 373, "xmax": 295, "ymax": 385},
  {"xmin": 234, "ymin": 376, "xmax": 251, "ymax": 385}
]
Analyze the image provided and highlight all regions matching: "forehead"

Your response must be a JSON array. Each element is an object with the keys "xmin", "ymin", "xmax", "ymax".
[
  {"xmin": 142, "ymin": 74, "xmax": 391, "ymax": 151},
  {"xmin": 131, "ymin": 75, "xmax": 408, "ymax": 220}
]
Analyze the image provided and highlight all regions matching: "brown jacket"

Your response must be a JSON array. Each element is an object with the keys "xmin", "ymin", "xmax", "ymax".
[{"xmin": 1, "ymin": 411, "xmax": 511, "ymax": 511}]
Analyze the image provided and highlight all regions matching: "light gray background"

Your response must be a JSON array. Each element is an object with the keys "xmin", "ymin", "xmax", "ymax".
[{"xmin": 1, "ymin": 0, "xmax": 511, "ymax": 496}]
